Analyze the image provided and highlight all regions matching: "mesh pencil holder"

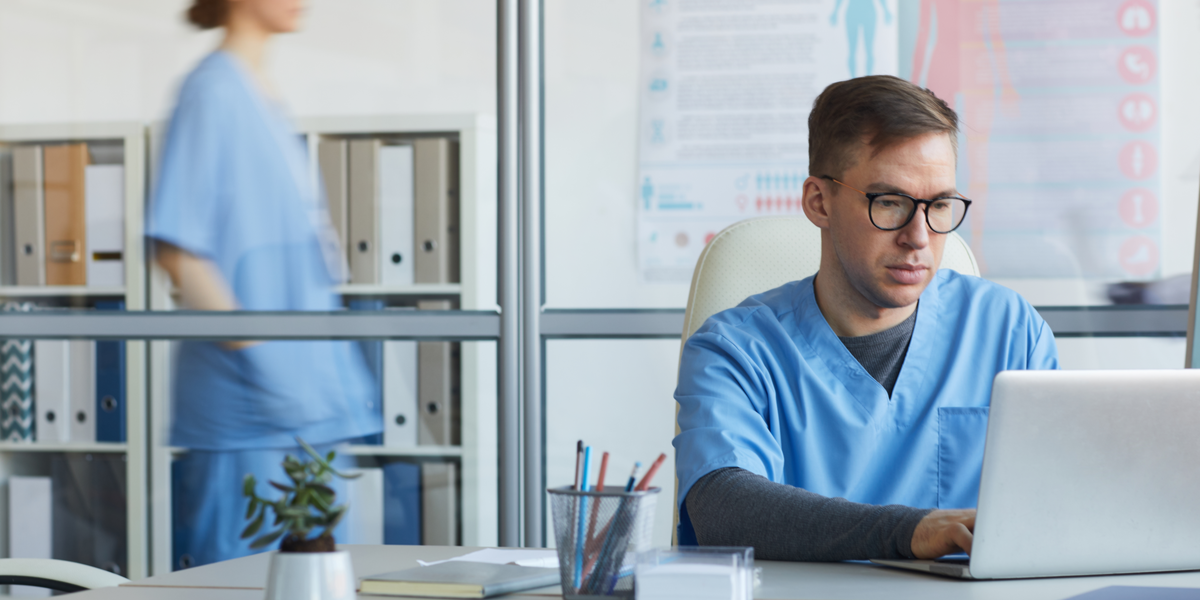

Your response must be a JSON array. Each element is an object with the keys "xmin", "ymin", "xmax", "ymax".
[{"xmin": 548, "ymin": 485, "xmax": 660, "ymax": 600}]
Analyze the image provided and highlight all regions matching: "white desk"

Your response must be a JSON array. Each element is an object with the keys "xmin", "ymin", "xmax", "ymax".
[{"xmin": 69, "ymin": 545, "xmax": 1200, "ymax": 600}]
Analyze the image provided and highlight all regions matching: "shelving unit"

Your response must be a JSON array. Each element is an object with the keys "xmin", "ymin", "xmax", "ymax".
[
  {"xmin": 146, "ymin": 113, "xmax": 497, "ymax": 575},
  {"xmin": 0, "ymin": 121, "xmax": 148, "ymax": 580},
  {"xmin": 0, "ymin": 286, "xmax": 126, "ymax": 297}
]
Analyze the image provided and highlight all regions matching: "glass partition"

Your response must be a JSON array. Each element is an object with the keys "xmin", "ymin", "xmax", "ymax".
[{"xmin": 0, "ymin": 0, "xmax": 502, "ymax": 579}]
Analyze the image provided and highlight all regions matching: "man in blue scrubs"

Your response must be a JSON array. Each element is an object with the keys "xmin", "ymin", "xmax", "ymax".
[{"xmin": 674, "ymin": 76, "xmax": 1058, "ymax": 561}]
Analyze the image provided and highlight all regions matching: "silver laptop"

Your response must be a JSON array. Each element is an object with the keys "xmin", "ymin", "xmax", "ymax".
[{"xmin": 873, "ymin": 369, "xmax": 1200, "ymax": 579}]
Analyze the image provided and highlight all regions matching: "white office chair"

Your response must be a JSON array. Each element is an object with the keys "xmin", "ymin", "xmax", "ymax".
[
  {"xmin": 0, "ymin": 558, "xmax": 129, "ymax": 593},
  {"xmin": 672, "ymin": 215, "xmax": 981, "ymax": 541}
]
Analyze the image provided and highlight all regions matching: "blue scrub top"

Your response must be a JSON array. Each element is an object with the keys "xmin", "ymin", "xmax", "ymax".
[
  {"xmin": 147, "ymin": 51, "xmax": 381, "ymax": 451},
  {"xmin": 674, "ymin": 270, "xmax": 1058, "ymax": 542}
]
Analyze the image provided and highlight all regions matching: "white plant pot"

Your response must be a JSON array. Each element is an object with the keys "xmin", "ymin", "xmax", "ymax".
[{"xmin": 264, "ymin": 550, "xmax": 356, "ymax": 600}]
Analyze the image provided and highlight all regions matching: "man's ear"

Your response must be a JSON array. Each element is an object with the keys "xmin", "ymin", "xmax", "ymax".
[{"xmin": 801, "ymin": 176, "xmax": 832, "ymax": 230}]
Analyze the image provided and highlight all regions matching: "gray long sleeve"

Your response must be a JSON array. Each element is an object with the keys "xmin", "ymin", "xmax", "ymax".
[{"xmin": 685, "ymin": 467, "xmax": 931, "ymax": 561}]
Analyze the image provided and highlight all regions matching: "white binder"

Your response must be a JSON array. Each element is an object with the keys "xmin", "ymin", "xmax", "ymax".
[
  {"xmin": 33, "ymin": 340, "xmax": 70, "ymax": 443},
  {"xmin": 383, "ymin": 340, "xmax": 418, "ymax": 447},
  {"xmin": 348, "ymin": 141, "xmax": 416, "ymax": 285},
  {"xmin": 9, "ymin": 476, "xmax": 52, "ymax": 597},
  {"xmin": 344, "ymin": 468, "xmax": 384, "ymax": 545},
  {"xmin": 68, "ymin": 341, "xmax": 95, "ymax": 443},
  {"xmin": 378, "ymin": 144, "xmax": 415, "ymax": 286},
  {"xmin": 84, "ymin": 165, "xmax": 125, "ymax": 288}
]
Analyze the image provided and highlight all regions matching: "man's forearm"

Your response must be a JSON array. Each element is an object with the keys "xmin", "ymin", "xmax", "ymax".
[{"xmin": 685, "ymin": 468, "xmax": 931, "ymax": 561}]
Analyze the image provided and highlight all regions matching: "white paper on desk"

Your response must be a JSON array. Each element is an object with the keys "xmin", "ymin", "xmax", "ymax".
[{"xmin": 416, "ymin": 548, "xmax": 560, "ymax": 569}]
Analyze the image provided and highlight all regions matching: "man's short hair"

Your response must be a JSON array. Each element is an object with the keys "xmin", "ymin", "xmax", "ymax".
[{"xmin": 808, "ymin": 75, "xmax": 958, "ymax": 178}]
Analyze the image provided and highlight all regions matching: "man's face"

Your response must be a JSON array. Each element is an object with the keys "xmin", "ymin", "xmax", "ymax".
[{"xmin": 825, "ymin": 132, "xmax": 958, "ymax": 310}]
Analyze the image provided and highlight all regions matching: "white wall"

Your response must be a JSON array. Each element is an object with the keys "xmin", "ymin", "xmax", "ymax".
[
  {"xmin": 545, "ymin": 339, "xmax": 680, "ymax": 549},
  {"xmin": 0, "ymin": 0, "xmax": 495, "ymax": 124}
]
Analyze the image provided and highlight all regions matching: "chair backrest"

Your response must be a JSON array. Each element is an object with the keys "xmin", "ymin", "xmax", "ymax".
[
  {"xmin": 671, "ymin": 216, "xmax": 980, "ymax": 543},
  {"xmin": 681, "ymin": 216, "xmax": 980, "ymax": 343}
]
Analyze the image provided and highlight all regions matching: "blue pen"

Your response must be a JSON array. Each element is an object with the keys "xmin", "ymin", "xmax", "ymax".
[
  {"xmin": 624, "ymin": 462, "xmax": 641, "ymax": 492},
  {"xmin": 574, "ymin": 446, "xmax": 593, "ymax": 590}
]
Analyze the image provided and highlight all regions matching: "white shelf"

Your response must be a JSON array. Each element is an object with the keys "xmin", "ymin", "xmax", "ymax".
[
  {"xmin": 0, "ymin": 286, "xmax": 126, "ymax": 297},
  {"xmin": 0, "ymin": 441, "xmax": 128, "ymax": 453},
  {"xmin": 344, "ymin": 444, "xmax": 464, "ymax": 457},
  {"xmin": 0, "ymin": 122, "xmax": 149, "ymax": 580},
  {"xmin": 336, "ymin": 283, "xmax": 462, "ymax": 296}
]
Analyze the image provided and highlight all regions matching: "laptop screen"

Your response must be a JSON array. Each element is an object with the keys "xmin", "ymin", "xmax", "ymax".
[{"xmin": 1188, "ymin": 203, "xmax": 1200, "ymax": 367}]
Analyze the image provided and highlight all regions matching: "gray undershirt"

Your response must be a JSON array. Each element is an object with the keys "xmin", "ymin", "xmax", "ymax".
[
  {"xmin": 838, "ymin": 307, "xmax": 917, "ymax": 397},
  {"xmin": 685, "ymin": 309, "xmax": 926, "ymax": 561}
]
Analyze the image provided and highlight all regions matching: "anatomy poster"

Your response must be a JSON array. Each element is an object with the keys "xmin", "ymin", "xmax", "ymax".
[
  {"xmin": 909, "ymin": 0, "xmax": 1161, "ymax": 279},
  {"xmin": 636, "ymin": 0, "xmax": 899, "ymax": 282}
]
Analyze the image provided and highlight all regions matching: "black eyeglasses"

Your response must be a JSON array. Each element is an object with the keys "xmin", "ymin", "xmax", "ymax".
[{"xmin": 822, "ymin": 176, "xmax": 972, "ymax": 234}]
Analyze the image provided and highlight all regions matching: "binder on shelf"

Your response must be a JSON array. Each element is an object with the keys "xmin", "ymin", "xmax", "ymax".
[
  {"xmin": 0, "ymin": 150, "xmax": 10, "ymax": 286},
  {"xmin": 379, "ymin": 144, "xmax": 415, "ymax": 286},
  {"xmin": 51, "ymin": 453, "xmax": 127, "ymax": 576},
  {"xmin": 348, "ymin": 299, "xmax": 384, "ymax": 446},
  {"xmin": 13, "ymin": 145, "xmax": 45, "ymax": 287},
  {"xmin": 68, "ymin": 340, "xmax": 95, "ymax": 443},
  {"xmin": 420, "ymin": 461, "xmax": 457, "ymax": 546},
  {"xmin": 344, "ymin": 468, "xmax": 384, "ymax": 545},
  {"xmin": 9, "ymin": 476, "xmax": 52, "ymax": 597},
  {"xmin": 33, "ymin": 340, "xmax": 70, "ymax": 443},
  {"xmin": 170, "ymin": 458, "xmax": 195, "ymax": 571},
  {"xmin": 318, "ymin": 139, "xmax": 349, "ymax": 254},
  {"xmin": 43, "ymin": 144, "xmax": 90, "ymax": 286},
  {"xmin": 347, "ymin": 140, "xmax": 417, "ymax": 286},
  {"xmin": 417, "ymin": 300, "xmax": 454, "ymax": 446},
  {"xmin": 383, "ymin": 337, "xmax": 418, "ymax": 447},
  {"xmin": 94, "ymin": 301, "xmax": 126, "ymax": 443},
  {"xmin": 348, "ymin": 139, "xmax": 381, "ymax": 285},
  {"xmin": 84, "ymin": 165, "xmax": 125, "ymax": 288},
  {"xmin": 1, "ymin": 324, "xmax": 34, "ymax": 442},
  {"xmin": 383, "ymin": 461, "xmax": 421, "ymax": 545},
  {"xmin": 413, "ymin": 138, "xmax": 459, "ymax": 285}
]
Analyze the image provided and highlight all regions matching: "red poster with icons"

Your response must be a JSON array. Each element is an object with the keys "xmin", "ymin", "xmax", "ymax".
[{"xmin": 909, "ymin": 0, "xmax": 1161, "ymax": 279}]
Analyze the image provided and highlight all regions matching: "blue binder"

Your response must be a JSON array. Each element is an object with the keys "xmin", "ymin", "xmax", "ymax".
[
  {"xmin": 383, "ymin": 461, "xmax": 421, "ymax": 545},
  {"xmin": 348, "ymin": 299, "xmax": 384, "ymax": 445},
  {"xmin": 94, "ymin": 301, "xmax": 126, "ymax": 442}
]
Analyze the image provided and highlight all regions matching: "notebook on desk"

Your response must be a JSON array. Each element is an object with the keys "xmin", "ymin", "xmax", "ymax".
[
  {"xmin": 359, "ymin": 561, "xmax": 559, "ymax": 598},
  {"xmin": 873, "ymin": 370, "xmax": 1200, "ymax": 580}
]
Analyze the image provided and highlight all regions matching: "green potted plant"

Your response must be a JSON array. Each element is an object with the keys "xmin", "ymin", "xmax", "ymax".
[{"xmin": 242, "ymin": 437, "xmax": 359, "ymax": 600}]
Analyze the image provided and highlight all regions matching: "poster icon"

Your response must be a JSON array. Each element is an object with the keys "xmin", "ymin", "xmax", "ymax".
[
  {"xmin": 1117, "ymin": 0, "xmax": 1155, "ymax": 36},
  {"xmin": 1118, "ymin": 141, "xmax": 1157, "ymax": 180},
  {"xmin": 1118, "ymin": 235, "xmax": 1158, "ymax": 277},
  {"xmin": 1117, "ymin": 93, "xmax": 1156, "ymax": 132},
  {"xmin": 1118, "ymin": 188, "xmax": 1157, "ymax": 228},
  {"xmin": 1117, "ymin": 46, "xmax": 1156, "ymax": 84}
]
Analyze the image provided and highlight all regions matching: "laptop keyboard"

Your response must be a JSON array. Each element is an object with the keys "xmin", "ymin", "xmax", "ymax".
[{"xmin": 934, "ymin": 554, "xmax": 970, "ymax": 565}]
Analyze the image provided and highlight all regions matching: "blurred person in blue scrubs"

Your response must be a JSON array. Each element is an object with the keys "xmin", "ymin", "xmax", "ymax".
[
  {"xmin": 148, "ymin": 0, "xmax": 380, "ymax": 567},
  {"xmin": 674, "ymin": 76, "xmax": 1058, "ymax": 562}
]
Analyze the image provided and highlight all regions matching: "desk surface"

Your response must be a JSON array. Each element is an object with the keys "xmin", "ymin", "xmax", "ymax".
[{"xmin": 71, "ymin": 545, "xmax": 1200, "ymax": 600}]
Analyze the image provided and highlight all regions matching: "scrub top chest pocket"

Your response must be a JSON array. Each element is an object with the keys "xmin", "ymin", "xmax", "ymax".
[{"xmin": 937, "ymin": 406, "xmax": 989, "ymax": 509}]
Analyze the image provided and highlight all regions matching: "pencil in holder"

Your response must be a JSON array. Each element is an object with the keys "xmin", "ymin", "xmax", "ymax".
[{"xmin": 548, "ymin": 485, "xmax": 660, "ymax": 600}]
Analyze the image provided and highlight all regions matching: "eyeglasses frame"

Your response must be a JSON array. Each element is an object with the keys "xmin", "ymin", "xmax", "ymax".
[{"xmin": 820, "ymin": 176, "xmax": 973, "ymax": 234}]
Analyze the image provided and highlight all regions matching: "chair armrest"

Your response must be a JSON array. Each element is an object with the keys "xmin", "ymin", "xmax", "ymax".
[{"xmin": 0, "ymin": 558, "xmax": 129, "ymax": 591}]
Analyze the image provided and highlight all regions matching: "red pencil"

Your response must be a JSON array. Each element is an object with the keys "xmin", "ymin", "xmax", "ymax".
[
  {"xmin": 635, "ymin": 453, "xmax": 667, "ymax": 491},
  {"xmin": 595, "ymin": 451, "xmax": 610, "ymax": 491}
]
